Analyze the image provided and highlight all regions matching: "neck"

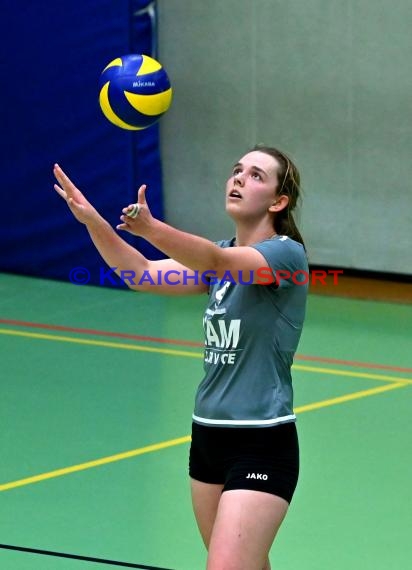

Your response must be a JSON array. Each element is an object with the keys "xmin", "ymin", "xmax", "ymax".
[{"xmin": 234, "ymin": 223, "xmax": 277, "ymax": 246}]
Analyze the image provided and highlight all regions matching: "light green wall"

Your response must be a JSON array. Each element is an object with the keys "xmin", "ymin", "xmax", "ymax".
[{"xmin": 158, "ymin": 1, "xmax": 412, "ymax": 274}]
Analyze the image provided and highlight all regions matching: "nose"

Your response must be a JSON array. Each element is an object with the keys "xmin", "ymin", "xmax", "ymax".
[{"xmin": 234, "ymin": 172, "xmax": 244, "ymax": 186}]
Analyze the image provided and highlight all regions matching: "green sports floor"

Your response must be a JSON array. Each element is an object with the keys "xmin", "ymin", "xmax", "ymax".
[{"xmin": 1, "ymin": 273, "xmax": 411, "ymax": 570}]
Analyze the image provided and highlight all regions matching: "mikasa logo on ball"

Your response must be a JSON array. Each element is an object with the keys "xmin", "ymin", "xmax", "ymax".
[{"xmin": 133, "ymin": 80, "xmax": 155, "ymax": 87}]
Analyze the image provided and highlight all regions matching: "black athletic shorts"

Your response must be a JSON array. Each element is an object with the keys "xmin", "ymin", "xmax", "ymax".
[{"xmin": 189, "ymin": 421, "xmax": 299, "ymax": 504}]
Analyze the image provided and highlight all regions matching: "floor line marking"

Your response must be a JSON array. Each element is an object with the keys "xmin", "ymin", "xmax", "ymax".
[
  {"xmin": 0, "ymin": 543, "xmax": 173, "ymax": 569},
  {"xmin": 0, "ymin": 318, "xmax": 203, "ymax": 347},
  {"xmin": 293, "ymin": 364, "xmax": 412, "ymax": 385},
  {"xmin": 0, "ymin": 329, "xmax": 202, "ymax": 359},
  {"xmin": 1, "ymin": 328, "xmax": 411, "ymax": 384},
  {"xmin": 0, "ymin": 382, "xmax": 408, "ymax": 493},
  {"xmin": 294, "ymin": 381, "xmax": 408, "ymax": 413},
  {"xmin": 1, "ymin": 318, "xmax": 411, "ymax": 373},
  {"xmin": 294, "ymin": 353, "xmax": 412, "ymax": 374},
  {"xmin": 0, "ymin": 436, "xmax": 191, "ymax": 492}
]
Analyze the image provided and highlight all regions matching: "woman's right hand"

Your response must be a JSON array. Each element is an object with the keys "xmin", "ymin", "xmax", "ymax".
[{"xmin": 53, "ymin": 163, "xmax": 99, "ymax": 225}]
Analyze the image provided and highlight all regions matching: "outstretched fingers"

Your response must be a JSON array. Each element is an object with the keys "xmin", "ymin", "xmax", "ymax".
[
  {"xmin": 53, "ymin": 163, "xmax": 80, "ymax": 200},
  {"xmin": 53, "ymin": 182, "xmax": 66, "ymax": 200},
  {"xmin": 52, "ymin": 163, "xmax": 96, "ymax": 224}
]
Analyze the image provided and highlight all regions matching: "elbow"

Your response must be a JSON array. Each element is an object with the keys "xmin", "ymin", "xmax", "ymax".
[{"xmin": 213, "ymin": 252, "xmax": 231, "ymax": 280}]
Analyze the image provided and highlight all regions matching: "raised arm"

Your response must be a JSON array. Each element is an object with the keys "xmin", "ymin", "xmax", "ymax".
[
  {"xmin": 117, "ymin": 186, "xmax": 272, "ymax": 284},
  {"xmin": 53, "ymin": 164, "xmax": 207, "ymax": 295}
]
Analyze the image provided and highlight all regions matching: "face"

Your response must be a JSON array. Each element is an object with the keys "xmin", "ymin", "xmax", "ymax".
[{"xmin": 225, "ymin": 151, "xmax": 281, "ymax": 220}]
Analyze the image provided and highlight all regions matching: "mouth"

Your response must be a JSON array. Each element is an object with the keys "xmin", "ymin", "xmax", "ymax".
[{"xmin": 228, "ymin": 189, "xmax": 242, "ymax": 199}]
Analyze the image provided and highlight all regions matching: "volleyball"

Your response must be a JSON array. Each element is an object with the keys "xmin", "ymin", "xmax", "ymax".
[{"xmin": 98, "ymin": 54, "xmax": 172, "ymax": 130}]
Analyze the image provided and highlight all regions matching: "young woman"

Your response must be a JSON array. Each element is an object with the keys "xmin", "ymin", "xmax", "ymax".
[{"xmin": 54, "ymin": 145, "xmax": 308, "ymax": 570}]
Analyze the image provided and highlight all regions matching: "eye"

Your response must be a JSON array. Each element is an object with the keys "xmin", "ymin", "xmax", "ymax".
[
  {"xmin": 232, "ymin": 167, "xmax": 242, "ymax": 176},
  {"xmin": 251, "ymin": 171, "xmax": 262, "ymax": 181}
]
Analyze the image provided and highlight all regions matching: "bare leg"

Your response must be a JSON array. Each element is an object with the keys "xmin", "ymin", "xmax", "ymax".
[
  {"xmin": 206, "ymin": 489, "xmax": 288, "ymax": 570},
  {"xmin": 191, "ymin": 479, "xmax": 280, "ymax": 569},
  {"xmin": 190, "ymin": 478, "xmax": 224, "ymax": 548}
]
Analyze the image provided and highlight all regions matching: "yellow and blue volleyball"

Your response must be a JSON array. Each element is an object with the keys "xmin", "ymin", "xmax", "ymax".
[{"xmin": 98, "ymin": 54, "xmax": 172, "ymax": 130}]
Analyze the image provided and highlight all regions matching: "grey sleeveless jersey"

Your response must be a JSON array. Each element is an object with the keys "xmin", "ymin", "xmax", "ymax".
[{"xmin": 193, "ymin": 236, "xmax": 308, "ymax": 428}]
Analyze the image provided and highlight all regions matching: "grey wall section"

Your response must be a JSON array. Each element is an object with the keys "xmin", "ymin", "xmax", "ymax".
[{"xmin": 158, "ymin": 1, "xmax": 412, "ymax": 275}]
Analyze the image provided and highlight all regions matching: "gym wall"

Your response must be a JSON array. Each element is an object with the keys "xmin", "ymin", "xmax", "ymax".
[{"xmin": 158, "ymin": 1, "xmax": 412, "ymax": 275}]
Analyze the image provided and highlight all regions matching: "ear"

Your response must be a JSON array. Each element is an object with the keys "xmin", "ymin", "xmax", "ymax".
[{"xmin": 268, "ymin": 194, "xmax": 289, "ymax": 213}]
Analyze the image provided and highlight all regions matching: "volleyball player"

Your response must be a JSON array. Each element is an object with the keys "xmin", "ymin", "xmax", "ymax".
[{"xmin": 54, "ymin": 145, "xmax": 308, "ymax": 570}]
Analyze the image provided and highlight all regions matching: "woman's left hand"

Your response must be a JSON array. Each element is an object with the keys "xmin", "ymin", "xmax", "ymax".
[{"xmin": 116, "ymin": 184, "xmax": 154, "ymax": 237}]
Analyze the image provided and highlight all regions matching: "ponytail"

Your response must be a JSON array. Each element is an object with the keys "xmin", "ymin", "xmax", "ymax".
[
  {"xmin": 275, "ymin": 209, "xmax": 305, "ymax": 249},
  {"xmin": 252, "ymin": 144, "xmax": 305, "ymax": 250}
]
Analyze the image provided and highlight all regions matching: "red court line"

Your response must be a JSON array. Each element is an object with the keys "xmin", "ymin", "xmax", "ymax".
[
  {"xmin": 294, "ymin": 353, "xmax": 412, "ymax": 374},
  {"xmin": 1, "ymin": 318, "xmax": 411, "ymax": 374},
  {"xmin": 0, "ymin": 318, "xmax": 203, "ymax": 347}
]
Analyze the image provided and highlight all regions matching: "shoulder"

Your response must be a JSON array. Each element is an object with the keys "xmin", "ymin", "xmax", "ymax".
[
  {"xmin": 250, "ymin": 236, "xmax": 308, "ymax": 289},
  {"xmin": 252, "ymin": 236, "xmax": 307, "ymax": 264},
  {"xmin": 256, "ymin": 235, "xmax": 304, "ymax": 251}
]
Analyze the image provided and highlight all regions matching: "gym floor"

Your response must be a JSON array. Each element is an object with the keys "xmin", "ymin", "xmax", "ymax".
[{"xmin": 1, "ymin": 272, "xmax": 411, "ymax": 569}]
